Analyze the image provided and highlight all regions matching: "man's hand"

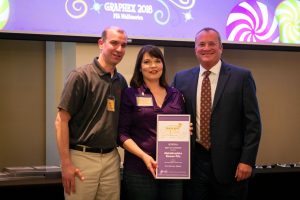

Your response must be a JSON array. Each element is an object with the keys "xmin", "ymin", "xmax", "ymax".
[
  {"xmin": 61, "ymin": 164, "xmax": 84, "ymax": 195},
  {"xmin": 235, "ymin": 163, "xmax": 252, "ymax": 182}
]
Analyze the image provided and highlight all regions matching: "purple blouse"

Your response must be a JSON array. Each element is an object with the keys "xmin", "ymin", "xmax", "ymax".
[{"xmin": 118, "ymin": 84, "xmax": 185, "ymax": 175}]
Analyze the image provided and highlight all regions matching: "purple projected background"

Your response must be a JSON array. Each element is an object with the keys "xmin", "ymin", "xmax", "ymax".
[{"xmin": 0, "ymin": 0, "xmax": 299, "ymax": 45}]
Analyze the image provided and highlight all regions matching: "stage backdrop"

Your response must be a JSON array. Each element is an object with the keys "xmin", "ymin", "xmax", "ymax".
[{"xmin": 0, "ymin": 0, "xmax": 299, "ymax": 46}]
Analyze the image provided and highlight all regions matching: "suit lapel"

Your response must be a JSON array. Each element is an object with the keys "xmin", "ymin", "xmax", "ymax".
[
  {"xmin": 190, "ymin": 67, "xmax": 200, "ymax": 118},
  {"xmin": 212, "ymin": 63, "xmax": 230, "ymax": 113}
]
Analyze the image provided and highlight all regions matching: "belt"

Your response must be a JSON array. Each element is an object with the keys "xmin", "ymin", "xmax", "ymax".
[{"xmin": 70, "ymin": 145, "xmax": 114, "ymax": 154}]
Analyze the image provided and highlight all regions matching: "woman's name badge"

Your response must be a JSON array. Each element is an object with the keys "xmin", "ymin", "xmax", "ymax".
[
  {"xmin": 107, "ymin": 96, "xmax": 115, "ymax": 112},
  {"xmin": 136, "ymin": 95, "xmax": 153, "ymax": 107}
]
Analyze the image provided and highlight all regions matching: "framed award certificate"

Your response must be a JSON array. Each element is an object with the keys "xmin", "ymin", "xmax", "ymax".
[{"xmin": 156, "ymin": 114, "xmax": 190, "ymax": 179}]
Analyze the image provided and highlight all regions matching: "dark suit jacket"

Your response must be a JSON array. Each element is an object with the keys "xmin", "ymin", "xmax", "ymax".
[{"xmin": 172, "ymin": 61, "xmax": 261, "ymax": 184}]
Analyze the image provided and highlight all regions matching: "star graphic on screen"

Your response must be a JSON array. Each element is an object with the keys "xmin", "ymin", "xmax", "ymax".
[
  {"xmin": 183, "ymin": 10, "xmax": 193, "ymax": 22},
  {"xmin": 91, "ymin": 0, "xmax": 103, "ymax": 14}
]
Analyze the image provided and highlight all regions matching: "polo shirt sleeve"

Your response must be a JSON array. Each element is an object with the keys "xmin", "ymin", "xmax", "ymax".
[{"xmin": 57, "ymin": 71, "xmax": 86, "ymax": 116}]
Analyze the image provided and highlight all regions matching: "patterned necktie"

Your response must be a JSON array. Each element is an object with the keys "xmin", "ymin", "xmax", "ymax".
[{"xmin": 200, "ymin": 70, "xmax": 211, "ymax": 150}]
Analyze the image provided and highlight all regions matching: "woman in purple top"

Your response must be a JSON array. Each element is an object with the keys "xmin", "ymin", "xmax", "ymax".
[{"xmin": 118, "ymin": 45, "xmax": 185, "ymax": 200}]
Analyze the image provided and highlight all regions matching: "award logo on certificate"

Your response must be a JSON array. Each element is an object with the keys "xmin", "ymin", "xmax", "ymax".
[{"xmin": 156, "ymin": 114, "xmax": 190, "ymax": 179}]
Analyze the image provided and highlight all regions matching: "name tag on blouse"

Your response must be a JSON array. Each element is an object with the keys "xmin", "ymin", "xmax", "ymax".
[{"xmin": 136, "ymin": 95, "xmax": 153, "ymax": 107}]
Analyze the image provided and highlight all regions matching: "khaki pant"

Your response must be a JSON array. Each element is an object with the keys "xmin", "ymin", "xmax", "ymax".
[{"xmin": 65, "ymin": 148, "xmax": 121, "ymax": 200}]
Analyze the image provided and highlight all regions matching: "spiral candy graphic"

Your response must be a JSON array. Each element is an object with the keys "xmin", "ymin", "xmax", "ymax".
[
  {"xmin": 226, "ymin": 0, "xmax": 279, "ymax": 43},
  {"xmin": 0, "ymin": 0, "xmax": 9, "ymax": 29},
  {"xmin": 275, "ymin": 0, "xmax": 300, "ymax": 44}
]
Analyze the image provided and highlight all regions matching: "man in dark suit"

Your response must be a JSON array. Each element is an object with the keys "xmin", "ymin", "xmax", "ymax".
[{"xmin": 172, "ymin": 27, "xmax": 261, "ymax": 200}]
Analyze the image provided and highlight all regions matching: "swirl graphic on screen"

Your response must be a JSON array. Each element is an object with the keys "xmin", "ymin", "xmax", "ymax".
[
  {"xmin": 169, "ymin": 0, "xmax": 195, "ymax": 10},
  {"xmin": 65, "ymin": 0, "xmax": 88, "ymax": 19},
  {"xmin": 226, "ymin": 0, "xmax": 279, "ymax": 43},
  {"xmin": 0, "ymin": 0, "xmax": 9, "ymax": 30},
  {"xmin": 155, "ymin": 0, "xmax": 195, "ymax": 25},
  {"xmin": 155, "ymin": 0, "xmax": 170, "ymax": 25},
  {"xmin": 275, "ymin": 0, "xmax": 300, "ymax": 44}
]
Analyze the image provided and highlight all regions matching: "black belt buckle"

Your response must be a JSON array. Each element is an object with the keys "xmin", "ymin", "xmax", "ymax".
[{"xmin": 70, "ymin": 145, "xmax": 114, "ymax": 154}]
